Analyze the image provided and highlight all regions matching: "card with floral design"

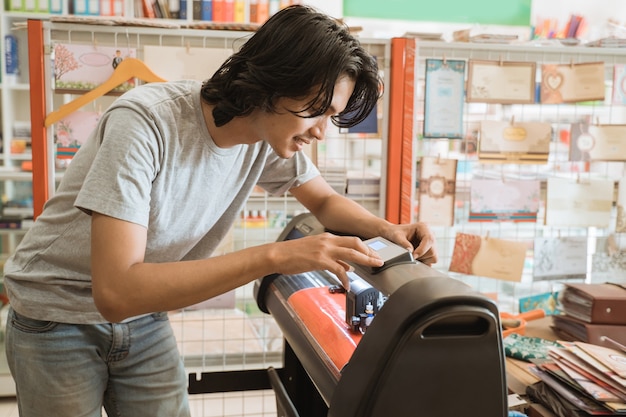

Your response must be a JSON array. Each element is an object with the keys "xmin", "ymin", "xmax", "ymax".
[
  {"xmin": 449, "ymin": 232, "xmax": 528, "ymax": 282},
  {"xmin": 533, "ymin": 236, "xmax": 587, "ymax": 281},
  {"xmin": 469, "ymin": 178, "xmax": 540, "ymax": 222},
  {"xmin": 55, "ymin": 110, "xmax": 101, "ymax": 159},
  {"xmin": 417, "ymin": 156, "xmax": 457, "ymax": 226},
  {"xmin": 54, "ymin": 43, "xmax": 136, "ymax": 94}
]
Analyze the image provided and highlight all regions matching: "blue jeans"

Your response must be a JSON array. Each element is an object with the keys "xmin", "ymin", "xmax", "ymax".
[{"xmin": 5, "ymin": 308, "xmax": 191, "ymax": 417}]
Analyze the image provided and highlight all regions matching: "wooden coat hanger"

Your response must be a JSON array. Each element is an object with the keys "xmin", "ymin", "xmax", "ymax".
[{"xmin": 44, "ymin": 57, "xmax": 166, "ymax": 127}]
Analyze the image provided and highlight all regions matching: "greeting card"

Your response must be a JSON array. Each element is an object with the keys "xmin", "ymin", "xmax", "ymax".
[
  {"xmin": 540, "ymin": 62, "xmax": 605, "ymax": 104},
  {"xmin": 533, "ymin": 236, "xmax": 587, "ymax": 281},
  {"xmin": 569, "ymin": 123, "xmax": 626, "ymax": 162},
  {"xmin": 479, "ymin": 120, "xmax": 551, "ymax": 163},
  {"xmin": 449, "ymin": 232, "xmax": 528, "ymax": 282},
  {"xmin": 417, "ymin": 156, "xmax": 457, "ymax": 226},
  {"xmin": 55, "ymin": 110, "xmax": 101, "ymax": 159},
  {"xmin": 467, "ymin": 60, "xmax": 536, "ymax": 104},
  {"xmin": 519, "ymin": 292, "xmax": 559, "ymax": 315},
  {"xmin": 617, "ymin": 178, "xmax": 626, "ymax": 233},
  {"xmin": 54, "ymin": 43, "xmax": 136, "ymax": 93},
  {"xmin": 469, "ymin": 178, "xmax": 540, "ymax": 222},
  {"xmin": 612, "ymin": 64, "xmax": 626, "ymax": 105},
  {"xmin": 591, "ymin": 236, "xmax": 626, "ymax": 282},
  {"xmin": 423, "ymin": 59, "xmax": 465, "ymax": 139},
  {"xmin": 143, "ymin": 45, "xmax": 232, "ymax": 81},
  {"xmin": 545, "ymin": 178, "xmax": 613, "ymax": 228}
]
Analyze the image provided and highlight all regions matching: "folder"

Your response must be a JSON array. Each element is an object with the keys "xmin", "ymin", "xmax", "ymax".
[
  {"xmin": 551, "ymin": 314, "xmax": 626, "ymax": 349},
  {"xmin": 559, "ymin": 283, "xmax": 626, "ymax": 325}
]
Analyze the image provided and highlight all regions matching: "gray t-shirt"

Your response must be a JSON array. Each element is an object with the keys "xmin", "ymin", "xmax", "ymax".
[{"xmin": 4, "ymin": 80, "xmax": 320, "ymax": 324}]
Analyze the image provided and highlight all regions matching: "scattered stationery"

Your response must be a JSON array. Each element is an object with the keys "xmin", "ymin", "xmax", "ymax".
[
  {"xmin": 540, "ymin": 62, "xmax": 605, "ymax": 104},
  {"xmin": 423, "ymin": 58, "xmax": 465, "ymax": 139},
  {"xmin": 417, "ymin": 156, "xmax": 457, "ymax": 226},
  {"xmin": 467, "ymin": 59, "xmax": 536, "ymax": 104}
]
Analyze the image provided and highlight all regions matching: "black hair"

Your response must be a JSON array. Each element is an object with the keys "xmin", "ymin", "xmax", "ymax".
[{"xmin": 200, "ymin": 5, "xmax": 382, "ymax": 128}]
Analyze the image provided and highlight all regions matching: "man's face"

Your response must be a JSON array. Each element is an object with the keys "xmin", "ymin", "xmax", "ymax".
[{"xmin": 262, "ymin": 77, "xmax": 356, "ymax": 159}]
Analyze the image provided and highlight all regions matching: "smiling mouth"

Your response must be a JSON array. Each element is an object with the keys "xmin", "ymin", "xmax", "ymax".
[{"xmin": 294, "ymin": 137, "xmax": 311, "ymax": 146}]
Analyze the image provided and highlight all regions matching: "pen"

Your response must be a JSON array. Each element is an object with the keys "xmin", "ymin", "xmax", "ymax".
[{"xmin": 600, "ymin": 336, "xmax": 626, "ymax": 354}]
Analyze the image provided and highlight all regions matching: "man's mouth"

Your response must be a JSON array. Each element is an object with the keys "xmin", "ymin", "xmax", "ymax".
[{"xmin": 294, "ymin": 137, "xmax": 311, "ymax": 146}]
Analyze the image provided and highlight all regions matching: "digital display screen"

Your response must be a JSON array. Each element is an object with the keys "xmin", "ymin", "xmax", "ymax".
[{"xmin": 368, "ymin": 240, "xmax": 387, "ymax": 251}]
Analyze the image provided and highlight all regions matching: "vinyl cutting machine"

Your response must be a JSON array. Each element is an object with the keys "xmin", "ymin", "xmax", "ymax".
[{"xmin": 252, "ymin": 213, "xmax": 509, "ymax": 417}]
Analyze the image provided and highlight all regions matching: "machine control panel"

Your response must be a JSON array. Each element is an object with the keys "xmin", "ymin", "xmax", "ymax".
[{"xmin": 364, "ymin": 237, "xmax": 414, "ymax": 274}]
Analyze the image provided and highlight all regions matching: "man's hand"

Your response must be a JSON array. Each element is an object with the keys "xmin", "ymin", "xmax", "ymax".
[
  {"xmin": 273, "ymin": 233, "xmax": 383, "ymax": 289},
  {"xmin": 381, "ymin": 222, "xmax": 438, "ymax": 266}
]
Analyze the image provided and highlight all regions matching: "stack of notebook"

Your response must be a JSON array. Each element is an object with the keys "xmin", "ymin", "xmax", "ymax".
[{"xmin": 552, "ymin": 282, "xmax": 626, "ymax": 349}]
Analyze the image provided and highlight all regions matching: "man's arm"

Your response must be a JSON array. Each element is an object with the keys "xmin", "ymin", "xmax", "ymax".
[
  {"xmin": 291, "ymin": 175, "xmax": 438, "ymax": 265},
  {"xmin": 90, "ymin": 210, "xmax": 383, "ymax": 322}
]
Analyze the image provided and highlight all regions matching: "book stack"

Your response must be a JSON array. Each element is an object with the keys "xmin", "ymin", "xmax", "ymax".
[
  {"xmin": 527, "ymin": 340, "xmax": 626, "ymax": 415},
  {"xmin": 552, "ymin": 283, "xmax": 626, "ymax": 349}
]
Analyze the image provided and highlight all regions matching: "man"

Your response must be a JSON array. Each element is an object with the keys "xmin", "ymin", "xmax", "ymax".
[{"xmin": 4, "ymin": 5, "xmax": 437, "ymax": 416}]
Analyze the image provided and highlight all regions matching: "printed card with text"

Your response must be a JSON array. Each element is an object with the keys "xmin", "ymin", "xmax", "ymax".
[
  {"xmin": 423, "ymin": 59, "xmax": 465, "ymax": 139},
  {"xmin": 545, "ymin": 177, "xmax": 613, "ymax": 228},
  {"xmin": 449, "ymin": 232, "xmax": 528, "ymax": 282},
  {"xmin": 479, "ymin": 120, "xmax": 551, "ymax": 163},
  {"xmin": 617, "ymin": 178, "xmax": 626, "ymax": 232},
  {"xmin": 540, "ymin": 62, "xmax": 605, "ymax": 104},
  {"xmin": 613, "ymin": 64, "xmax": 626, "ymax": 105},
  {"xmin": 533, "ymin": 236, "xmax": 587, "ymax": 281},
  {"xmin": 469, "ymin": 178, "xmax": 540, "ymax": 222},
  {"xmin": 467, "ymin": 60, "xmax": 536, "ymax": 104},
  {"xmin": 569, "ymin": 124, "xmax": 626, "ymax": 162},
  {"xmin": 417, "ymin": 156, "xmax": 457, "ymax": 226}
]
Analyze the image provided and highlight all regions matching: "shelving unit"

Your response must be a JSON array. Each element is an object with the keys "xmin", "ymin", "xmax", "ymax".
[{"xmin": 397, "ymin": 39, "xmax": 626, "ymax": 312}]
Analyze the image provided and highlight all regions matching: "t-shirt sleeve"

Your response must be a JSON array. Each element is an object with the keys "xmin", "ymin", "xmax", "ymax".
[
  {"xmin": 256, "ymin": 149, "xmax": 320, "ymax": 196},
  {"xmin": 74, "ymin": 106, "xmax": 160, "ymax": 228}
]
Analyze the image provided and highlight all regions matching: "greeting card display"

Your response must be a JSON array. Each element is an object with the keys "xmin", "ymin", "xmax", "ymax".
[
  {"xmin": 545, "ymin": 178, "xmax": 613, "ymax": 228},
  {"xmin": 417, "ymin": 156, "xmax": 457, "ymax": 226},
  {"xmin": 54, "ymin": 43, "xmax": 136, "ymax": 94},
  {"xmin": 540, "ymin": 62, "xmax": 605, "ymax": 104},
  {"xmin": 591, "ymin": 236, "xmax": 626, "ymax": 282},
  {"xmin": 449, "ymin": 232, "xmax": 528, "ymax": 282},
  {"xmin": 469, "ymin": 178, "xmax": 540, "ymax": 222},
  {"xmin": 467, "ymin": 60, "xmax": 536, "ymax": 104},
  {"xmin": 478, "ymin": 120, "xmax": 551, "ymax": 163},
  {"xmin": 423, "ymin": 59, "xmax": 465, "ymax": 139}
]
